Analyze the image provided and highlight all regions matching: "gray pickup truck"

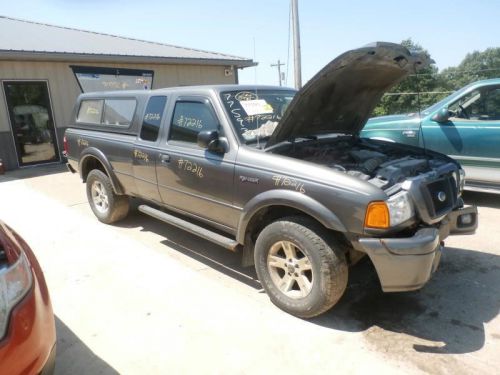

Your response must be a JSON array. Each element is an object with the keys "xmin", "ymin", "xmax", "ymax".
[{"xmin": 65, "ymin": 42, "xmax": 478, "ymax": 318}]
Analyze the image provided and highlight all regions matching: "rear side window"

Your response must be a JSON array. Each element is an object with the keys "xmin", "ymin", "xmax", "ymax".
[
  {"xmin": 77, "ymin": 98, "xmax": 136, "ymax": 126},
  {"xmin": 169, "ymin": 101, "xmax": 219, "ymax": 144},
  {"xmin": 140, "ymin": 96, "xmax": 167, "ymax": 142},
  {"xmin": 103, "ymin": 99, "xmax": 136, "ymax": 126},
  {"xmin": 77, "ymin": 100, "xmax": 103, "ymax": 124}
]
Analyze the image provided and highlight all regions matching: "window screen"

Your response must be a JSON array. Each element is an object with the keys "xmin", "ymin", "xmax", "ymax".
[
  {"xmin": 170, "ymin": 101, "xmax": 219, "ymax": 143},
  {"xmin": 140, "ymin": 96, "xmax": 167, "ymax": 142},
  {"xmin": 77, "ymin": 100, "xmax": 103, "ymax": 124},
  {"xmin": 103, "ymin": 99, "xmax": 136, "ymax": 126}
]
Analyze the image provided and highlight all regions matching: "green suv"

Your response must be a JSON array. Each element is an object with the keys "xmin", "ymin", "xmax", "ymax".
[{"xmin": 361, "ymin": 79, "xmax": 500, "ymax": 193}]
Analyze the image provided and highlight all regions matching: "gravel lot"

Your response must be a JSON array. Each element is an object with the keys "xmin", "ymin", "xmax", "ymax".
[{"xmin": 0, "ymin": 164, "xmax": 499, "ymax": 374}]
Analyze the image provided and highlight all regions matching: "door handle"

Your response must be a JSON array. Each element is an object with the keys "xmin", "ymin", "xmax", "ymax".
[{"xmin": 160, "ymin": 154, "xmax": 170, "ymax": 163}]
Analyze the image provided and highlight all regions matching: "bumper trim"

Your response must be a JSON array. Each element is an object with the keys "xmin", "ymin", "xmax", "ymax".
[
  {"xmin": 380, "ymin": 228, "xmax": 439, "ymax": 256},
  {"xmin": 358, "ymin": 228, "xmax": 442, "ymax": 292},
  {"xmin": 66, "ymin": 162, "xmax": 76, "ymax": 174}
]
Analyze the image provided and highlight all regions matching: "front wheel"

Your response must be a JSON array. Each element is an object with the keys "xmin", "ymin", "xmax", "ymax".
[
  {"xmin": 86, "ymin": 169, "xmax": 129, "ymax": 224},
  {"xmin": 254, "ymin": 216, "xmax": 348, "ymax": 318}
]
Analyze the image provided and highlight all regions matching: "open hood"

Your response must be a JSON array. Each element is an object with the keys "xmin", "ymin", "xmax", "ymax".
[{"xmin": 266, "ymin": 42, "xmax": 431, "ymax": 147}]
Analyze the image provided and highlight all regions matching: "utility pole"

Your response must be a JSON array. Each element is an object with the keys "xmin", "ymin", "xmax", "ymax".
[
  {"xmin": 270, "ymin": 60, "xmax": 285, "ymax": 86},
  {"xmin": 291, "ymin": 0, "xmax": 302, "ymax": 89}
]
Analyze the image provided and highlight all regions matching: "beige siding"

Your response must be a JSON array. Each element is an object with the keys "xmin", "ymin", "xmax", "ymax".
[{"xmin": 0, "ymin": 60, "xmax": 235, "ymax": 133}]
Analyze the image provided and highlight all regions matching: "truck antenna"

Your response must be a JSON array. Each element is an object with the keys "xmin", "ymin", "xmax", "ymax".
[{"xmin": 414, "ymin": 62, "xmax": 428, "ymax": 158}]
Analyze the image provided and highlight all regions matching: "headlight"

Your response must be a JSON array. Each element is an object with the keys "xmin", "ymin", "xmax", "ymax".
[
  {"xmin": 452, "ymin": 169, "xmax": 466, "ymax": 196},
  {"xmin": 364, "ymin": 191, "xmax": 414, "ymax": 229},
  {"xmin": 0, "ymin": 252, "xmax": 33, "ymax": 339},
  {"xmin": 387, "ymin": 191, "xmax": 414, "ymax": 226},
  {"xmin": 458, "ymin": 169, "xmax": 465, "ymax": 194}
]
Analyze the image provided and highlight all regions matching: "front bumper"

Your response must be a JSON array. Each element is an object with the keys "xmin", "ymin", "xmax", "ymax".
[
  {"xmin": 0, "ymin": 240, "xmax": 56, "ymax": 375},
  {"xmin": 357, "ymin": 205, "xmax": 478, "ymax": 292}
]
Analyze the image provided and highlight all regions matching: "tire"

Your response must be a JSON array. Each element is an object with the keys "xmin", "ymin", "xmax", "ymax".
[
  {"xmin": 86, "ymin": 169, "xmax": 129, "ymax": 224},
  {"xmin": 254, "ymin": 216, "xmax": 348, "ymax": 318}
]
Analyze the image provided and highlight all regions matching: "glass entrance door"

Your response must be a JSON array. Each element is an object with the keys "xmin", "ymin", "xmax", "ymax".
[{"xmin": 3, "ymin": 81, "xmax": 60, "ymax": 166}]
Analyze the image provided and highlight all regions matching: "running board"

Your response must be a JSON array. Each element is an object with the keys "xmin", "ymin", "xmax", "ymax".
[{"xmin": 138, "ymin": 205, "xmax": 240, "ymax": 251}]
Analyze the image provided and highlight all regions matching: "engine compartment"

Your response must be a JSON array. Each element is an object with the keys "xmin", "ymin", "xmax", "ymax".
[{"xmin": 272, "ymin": 137, "xmax": 451, "ymax": 190}]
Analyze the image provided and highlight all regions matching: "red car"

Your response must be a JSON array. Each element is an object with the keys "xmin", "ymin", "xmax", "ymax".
[{"xmin": 0, "ymin": 221, "xmax": 56, "ymax": 375}]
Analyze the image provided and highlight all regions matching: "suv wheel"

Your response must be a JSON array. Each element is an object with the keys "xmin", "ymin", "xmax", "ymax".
[
  {"xmin": 254, "ymin": 216, "xmax": 348, "ymax": 318},
  {"xmin": 86, "ymin": 169, "xmax": 129, "ymax": 224}
]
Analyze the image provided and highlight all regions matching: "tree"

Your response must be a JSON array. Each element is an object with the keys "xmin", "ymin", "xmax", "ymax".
[
  {"xmin": 372, "ymin": 39, "xmax": 440, "ymax": 116},
  {"xmin": 439, "ymin": 47, "xmax": 500, "ymax": 90},
  {"xmin": 373, "ymin": 42, "xmax": 500, "ymax": 117}
]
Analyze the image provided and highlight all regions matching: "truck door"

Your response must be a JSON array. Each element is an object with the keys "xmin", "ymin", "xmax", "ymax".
[
  {"xmin": 132, "ymin": 96, "xmax": 168, "ymax": 203},
  {"xmin": 155, "ymin": 96, "xmax": 239, "ymax": 229}
]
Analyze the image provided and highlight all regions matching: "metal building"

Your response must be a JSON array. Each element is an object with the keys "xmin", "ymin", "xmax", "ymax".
[{"xmin": 0, "ymin": 16, "xmax": 255, "ymax": 170}]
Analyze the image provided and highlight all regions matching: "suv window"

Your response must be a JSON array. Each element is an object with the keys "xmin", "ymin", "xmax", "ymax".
[
  {"xmin": 169, "ymin": 101, "xmax": 219, "ymax": 144},
  {"xmin": 483, "ymin": 88, "xmax": 500, "ymax": 120},
  {"xmin": 140, "ymin": 96, "xmax": 167, "ymax": 142},
  {"xmin": 449, "ymin": 86, "xmax": 500, "ymax": 120},
  {"xmin": 77, "ymin": 100, "xmax": 103, "ymax": 124},
  {"xmin": 103, "ymin": 99, "xmax": 136, "ymax": 126}
]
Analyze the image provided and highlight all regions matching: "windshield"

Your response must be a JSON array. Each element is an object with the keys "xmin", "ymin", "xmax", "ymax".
[{"xmin": 220, "ymin": 89, "xmax": 296, "ymax": 145}]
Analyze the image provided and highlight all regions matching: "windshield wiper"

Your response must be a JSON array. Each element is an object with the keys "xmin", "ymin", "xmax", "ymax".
[
  {"xmin": 246, "ymin": 135, "xmax": 272, "ymax": 146},
  {"xmin": 289, "ymin": 135, "xmax": 318, "ymax": 143}
]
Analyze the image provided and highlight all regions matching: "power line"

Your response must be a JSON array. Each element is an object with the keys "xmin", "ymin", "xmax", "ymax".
[
  {"xmin": 408, "ymin": 67, "xmax": 500, "ymax": 77},
  {"xmin": 384, "ymin": 91, "xmax": 454, "ymax": 96}
]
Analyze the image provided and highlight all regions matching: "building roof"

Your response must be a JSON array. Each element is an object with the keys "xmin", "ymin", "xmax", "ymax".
[{"xmin": 0, "ymin": 16, "xmax": 255, "ymax": 68}]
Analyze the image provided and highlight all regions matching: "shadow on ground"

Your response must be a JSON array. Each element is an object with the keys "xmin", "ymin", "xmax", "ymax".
[
  {"xmin": 117, "ymin": 199, "xmax": 499, "ymax": 356},
  {"xmin": 55, "ymin": 316, "xmax": 119, "ymax": 375},
  {"xmin": 312, "ymin": 247, "xmax": 500, "ymax": 355},
  {"xmin": 0, "ymin": 163, "xmax": 67, "ymax": 182},
  {"xmin": 116, "ymin": 202, "xmax": 261, "ymax": 290}
]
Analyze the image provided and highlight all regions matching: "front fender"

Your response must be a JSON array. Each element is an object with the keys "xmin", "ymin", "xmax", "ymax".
[
  {"xmin": 236, "ymin": 189, "xmax": 347, "ymax": 243},
  {"xmin": 79, "ymin": 147, "xmax": 124, "ymax": 195}
]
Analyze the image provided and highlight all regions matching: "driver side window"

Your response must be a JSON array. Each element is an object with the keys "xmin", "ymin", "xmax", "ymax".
[
  {"xmin": 449, "ymin": 86, "xmax": 500, "ymax": 120},
  {"xmin": 169, "ymin": 101, "xmax": 221, "ymax": 144},
  {"xmin": 449, "ymin": 89, "xmax": 481, "ymax": 120},
  {"xmin": 483, "ymin": 88, "xmax": 500, "ymax": 120}
]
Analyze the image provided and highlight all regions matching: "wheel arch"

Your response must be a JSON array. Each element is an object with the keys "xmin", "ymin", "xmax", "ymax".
[
  {"xmin": 236, "ymin": 190, "xmax": 347, "ymax": 244},
  {"xmin": 79, "ymin": 148, "xmax": 124, "ymax": 195}
]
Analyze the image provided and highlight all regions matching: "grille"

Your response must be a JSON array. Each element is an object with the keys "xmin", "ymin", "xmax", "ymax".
[{"xmin": 423, "ymin": 175, "xmax": 457, "ymax": 218}]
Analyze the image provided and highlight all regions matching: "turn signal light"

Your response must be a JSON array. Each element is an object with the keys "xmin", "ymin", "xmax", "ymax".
[{"xmin": 365, "ymin": 201, "xmax": 390, "ymax": 229}]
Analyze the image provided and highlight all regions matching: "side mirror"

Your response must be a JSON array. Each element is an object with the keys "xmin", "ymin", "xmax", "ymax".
[
  {"xmin": 431, "ymin": 107, "xmax": 450, "ymax": 123},
  {"xmin": 197, "ymin": 130, "xmax": 227, "ymax": 153}
]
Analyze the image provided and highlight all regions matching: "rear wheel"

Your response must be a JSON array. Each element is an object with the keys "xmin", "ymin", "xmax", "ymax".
[
  {"xmin": 254, "ymin": 216, "xmax": 348, "ymax": 318},
  {"xmin": 86, "ymin": 169, "xmax": 129, "ymax": 224}
]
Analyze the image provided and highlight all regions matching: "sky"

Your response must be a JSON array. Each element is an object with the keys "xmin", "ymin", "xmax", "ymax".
[{"xmin": 1, "ymin": 0, "xmax": 499, "ymax": 87}]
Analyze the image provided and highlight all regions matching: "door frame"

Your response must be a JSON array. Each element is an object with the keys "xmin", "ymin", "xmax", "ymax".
[{"xmin": 1, "ymin": 79, "xmax": 61, "ymax": 168}]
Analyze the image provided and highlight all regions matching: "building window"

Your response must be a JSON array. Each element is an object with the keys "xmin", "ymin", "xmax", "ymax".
[
  {"xmin": 71, "ymin": 66, "xmax": 154, "ymax": 92},
  {"xmin": 2, "ymin": 81, "xmax": 60, "ymax": 166}
]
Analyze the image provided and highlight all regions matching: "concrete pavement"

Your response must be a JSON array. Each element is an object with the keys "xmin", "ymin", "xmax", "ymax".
[{"xmin": 0, "ymin": 165, "xmax": 498, "ymax": 374}]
